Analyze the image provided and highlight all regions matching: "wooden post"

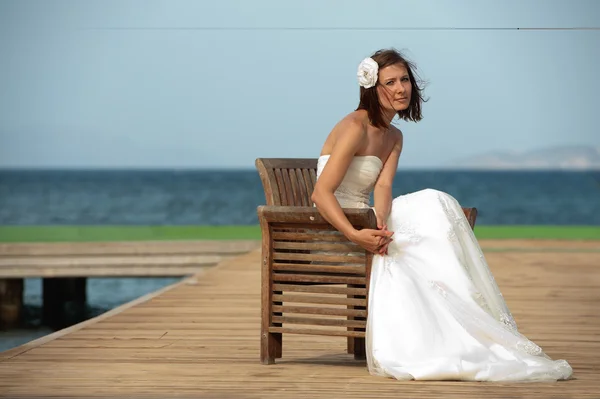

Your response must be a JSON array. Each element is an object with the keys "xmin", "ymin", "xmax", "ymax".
[
  {"xmin": 259, "ymin": 209, "xmax": 281, "ymax": 364},
  {"xmin": 42, "ymin": 277, "xmax": 87, "ymax": 330},
  {"xmin": 0, "ymin": 278, "xmax": 24, "ymax": 329}
]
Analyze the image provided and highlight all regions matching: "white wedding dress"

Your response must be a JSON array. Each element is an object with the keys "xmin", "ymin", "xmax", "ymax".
[{"xmin": 316, "ymin": 155, "xmax": 573, "ymax": 382}]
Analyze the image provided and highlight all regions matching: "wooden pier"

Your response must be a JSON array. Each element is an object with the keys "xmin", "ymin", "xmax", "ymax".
[
  {"xmin": 0, "ymin": 239, "xmax": 599, "ymax": 398},
  {"xmin": 0, "ymin": 240, "xmax": 261, "ymax": 278},
  {"xmin": 0, "ymin": 240, "xmax": 260, "ymax": 329}
]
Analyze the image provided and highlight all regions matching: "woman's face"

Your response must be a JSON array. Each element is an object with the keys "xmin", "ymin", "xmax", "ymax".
[{"xmin": 377, "ymin": 63, "xmax": 412, "ymax": 112}]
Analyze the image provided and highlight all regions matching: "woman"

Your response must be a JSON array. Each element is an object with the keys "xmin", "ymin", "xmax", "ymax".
[{"xmin": 311, "ymin": 48, "xmax": 572, "ymax": 382}]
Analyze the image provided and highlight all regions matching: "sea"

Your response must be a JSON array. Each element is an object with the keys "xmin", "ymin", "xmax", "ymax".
[{"xmin": 1, "ymin": 168, "xmax": 599, "ymax": 351}]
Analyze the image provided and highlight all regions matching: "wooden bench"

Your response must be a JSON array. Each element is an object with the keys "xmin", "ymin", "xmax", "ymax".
[{"xmin": 255, "ymin": 158, "xmax": 478, "ymax": 364}]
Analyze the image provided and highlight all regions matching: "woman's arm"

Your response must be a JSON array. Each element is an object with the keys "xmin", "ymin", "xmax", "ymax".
[
  {"xmin": 311, "ymin": 118, "xmax": 366, "ymax": 239},
  {"xmin": 311, "ymin": 118, "xmax": 392, "ymax": 253},
  {"xmin": 374, "ymin": 129, "xmax": 403, "ymax": 229}
]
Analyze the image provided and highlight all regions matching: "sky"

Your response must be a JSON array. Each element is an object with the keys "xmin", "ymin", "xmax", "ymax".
[{"xmin": 0, "ymin": 0, "xmax": 598, "ymax": 169}]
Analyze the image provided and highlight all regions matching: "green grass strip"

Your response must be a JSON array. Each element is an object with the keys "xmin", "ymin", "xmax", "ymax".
[
  {"xmin": 482, "ymin": 247, "xmax": 600, "ymax": 253},
  {"xmin": 0, "ymin": 225, "xmax": 598, "ymax": 243},
  {"xmin": 0, "ymin": 226, "xmax": 262, "ymax": 242}
]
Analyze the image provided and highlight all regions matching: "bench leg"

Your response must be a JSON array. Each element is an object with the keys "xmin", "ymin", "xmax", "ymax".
[
  {"xmin": 347, "ymin": 283, "xmax": 366, "ymax": 358},
  {"xmin": 347, "ymin": 284, "xmax": 355, "ymax": 355},
  {"xmin": 275, "ymin": 334, "xmax": 283, "ymax": 359},
  {"xmin": 353, "ymin": 337, "xmax": 366, "ymax": 360},
  {"xmin": 261, "ymin": 330, "xmax": 282, "ymax": 365},
  {"xmin": 272, "ymin": 289, "xmax": 283, "ymax": 359}
]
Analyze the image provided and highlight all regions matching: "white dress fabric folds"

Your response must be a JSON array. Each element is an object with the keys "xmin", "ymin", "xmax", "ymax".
[{"xmin": 316, "ymin": 155, "xmax": 572, "ymax": 382}]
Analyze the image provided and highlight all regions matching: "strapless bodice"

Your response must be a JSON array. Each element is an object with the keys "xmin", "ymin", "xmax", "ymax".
[{"xmin": 316, "ymin": 155, "xmax": 383, "ymax": 208}]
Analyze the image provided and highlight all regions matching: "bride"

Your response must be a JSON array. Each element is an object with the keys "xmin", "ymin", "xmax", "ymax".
[{"xmin": 311, "ymin": 48, "xmax": 573, "ymax": 382}]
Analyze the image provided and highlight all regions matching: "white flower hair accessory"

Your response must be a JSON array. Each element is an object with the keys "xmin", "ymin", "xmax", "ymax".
[{"xmin": 357, "ymin": 57, "xmax": 379, "ymax": 88}]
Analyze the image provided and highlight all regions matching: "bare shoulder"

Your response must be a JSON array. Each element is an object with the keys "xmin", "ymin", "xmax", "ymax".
[
  {"xmin": 389, "ymin": 124, "xmax": 404, "ymax": 145},
  {"xmin": 336, "ymin": 110, "xmax": 368, "ymax": 133},
  {"xmin": 324, "ymin": 111, "xmax": 368, "ymax": 151}
]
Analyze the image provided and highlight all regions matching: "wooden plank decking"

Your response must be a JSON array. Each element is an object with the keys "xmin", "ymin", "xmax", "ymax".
[
  {"xmin": 0, "ymin": 239, "xmax": 599, "ymax": 398},
  {"xmin": 0, "ymin": 240, "xmax": 260, "ymax": 277}
]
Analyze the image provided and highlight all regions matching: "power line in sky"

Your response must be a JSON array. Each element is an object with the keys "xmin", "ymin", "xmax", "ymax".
[{"xmin": 82, "ymin": 26, "xmax": 600, "ymax": 31}]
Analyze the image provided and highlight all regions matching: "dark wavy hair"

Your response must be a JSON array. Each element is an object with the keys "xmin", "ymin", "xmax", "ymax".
[{"xmin": 356, "ymin": 48, "xmax": 427, "ymax": 129}]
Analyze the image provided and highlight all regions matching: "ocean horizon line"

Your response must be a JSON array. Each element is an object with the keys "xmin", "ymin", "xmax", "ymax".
[{"xmin": 1, "ymin": 166, "xmax": 599, "ymax": 172}]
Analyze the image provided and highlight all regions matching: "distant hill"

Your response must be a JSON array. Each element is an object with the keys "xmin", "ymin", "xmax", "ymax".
[{"xmin": 447, "ymin": 145, "xmax": 600, "ymax": 170}]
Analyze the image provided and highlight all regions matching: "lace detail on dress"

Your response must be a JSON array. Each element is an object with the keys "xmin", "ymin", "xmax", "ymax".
[
  {"xmin": 516, "ymin": 340, "xmax": 543, "ymax": 356},
  {"xmin": 383, "ymin": 256, "xmax": 394, "ymax": 277},
  {"xmin": 438, "ymin": 193, "xmax": 475, "ymax": 279},
  {"xmin": 429, "ymin": 280, "xmax": 448, "ymax": 298},
  {"xmin": 500, "ymin": 312, "xmax": 519, "ymax": 333},
  {"xmin": 428, "ymin": 280, "xmax": 562, "ymax": 370},
  {"xmin": 473, "ymin": 291, "xmax": 492, "ymax": 313},
  {"xmin": 395, "ymin": 222, "xmax": 422, "ymax": 243},
  {"xmin": 550, "ymin": 360, "xmax": 574, "ymax": 380},
  {"xmin": 447, "ymin": 227, "xmax": 457, "ymax": 242},
  {"xmin": 436, "ymin": 191, "xmax": 521, "ymax": 335},
  {"xmin": 437, "ymin": 192, "xmax": 470, "ymax": 234}
]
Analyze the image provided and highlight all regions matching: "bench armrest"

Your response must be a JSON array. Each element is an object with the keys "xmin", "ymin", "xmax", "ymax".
[{"xmin": 257, "ymin": 206, "xmax": 377, "ymax": 229}]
